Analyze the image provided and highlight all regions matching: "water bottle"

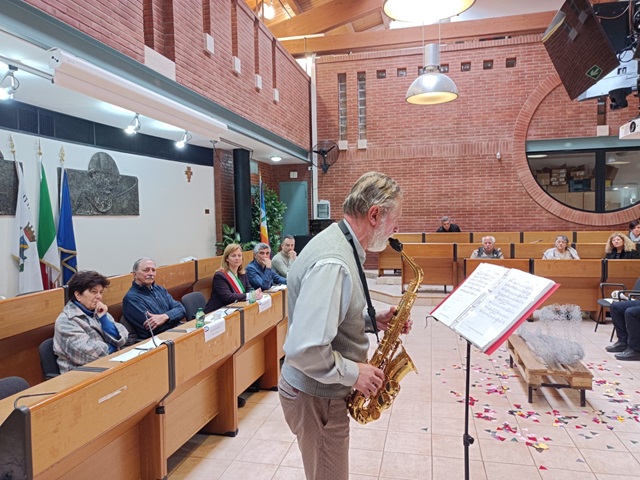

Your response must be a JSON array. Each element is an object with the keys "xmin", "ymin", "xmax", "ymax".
[
  {"xmin": 247, "ymin": 290, "xmax": 256, "ymax": 304},
  {"xmin": 195, "ymin": 307, "xmax": 205, "ymax": 328}
]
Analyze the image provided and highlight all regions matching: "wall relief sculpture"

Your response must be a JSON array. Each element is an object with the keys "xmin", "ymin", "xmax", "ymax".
[
  {"xmin": 62, "ymin": 152, "xmax": 139, "ymax": 216},
  {"xmin": 0, "ymin": 152, "xmax": 18, "ymax": 215}
]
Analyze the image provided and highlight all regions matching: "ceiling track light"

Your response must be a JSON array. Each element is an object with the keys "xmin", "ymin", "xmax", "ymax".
[
  {"xmin": 124, "ymin": 113, "xmax": 141, "ymax": 134},
  {"xmin": 175, "ymin": 130, "xmax": 192, "ymax": 149},
  {"xmin": 0, "ymin": 66, "xmax": 20, "ymax": 101}
]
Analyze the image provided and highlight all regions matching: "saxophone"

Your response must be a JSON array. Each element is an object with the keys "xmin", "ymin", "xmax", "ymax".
[{"xmin": 347, "ymin": 237, "xmax": 423, "ymax": 424}]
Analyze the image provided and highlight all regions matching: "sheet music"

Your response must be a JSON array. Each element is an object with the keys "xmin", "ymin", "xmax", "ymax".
[
  {"xmin": 431, "ymin": 263, "xmax": 506, "ymax": 327},
  {"xmin": 453, "ymin": 269, "xmax": 555, "ymax": 350}
]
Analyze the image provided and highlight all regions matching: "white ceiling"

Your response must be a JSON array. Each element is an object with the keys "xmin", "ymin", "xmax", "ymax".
[{"xmin": 0, "ymin": 0, "xmax": 565, "ymax": 166}]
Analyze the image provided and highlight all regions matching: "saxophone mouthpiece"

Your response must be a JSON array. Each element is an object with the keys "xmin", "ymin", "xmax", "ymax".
[{"xmin": 389, "ymin": 237, "xmax": 403, "ymax": 252}]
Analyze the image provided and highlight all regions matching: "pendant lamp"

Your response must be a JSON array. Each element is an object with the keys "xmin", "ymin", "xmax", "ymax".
[
  {"xmin": 406, "ymin": 44, "xmax": 458, "ymax": 105},
  {"xmin": 383, "ymin": 0, "xmax": 475, "ymax": 24}
]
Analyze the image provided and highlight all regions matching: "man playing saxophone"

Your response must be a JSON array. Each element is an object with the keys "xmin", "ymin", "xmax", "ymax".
[{"xmin": 279, "ymin": 172, "xmax": 412, "ymax": 480}]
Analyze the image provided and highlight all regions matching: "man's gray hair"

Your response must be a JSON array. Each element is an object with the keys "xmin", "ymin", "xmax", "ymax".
[
  {"xmin": 253, "ymin": 242, "xmax": 270, "ymax": 257},
  {"xmin": 441, "ymin": 216, "xmax": 450, "ymax": 223},
  {"xmin": 283, "ymin": 234, "xmax": 295, "ymax": 241},
  {"xmin": 482, "ymin": 236, "xmax": 496, "ymax": 243},
  {"xmin": 343, "ymin": 171, "xmax": 402, "ymax": 217},
  {"xmin": 132, "ymin": 257, "xmax": 155, "ymax": 271}
]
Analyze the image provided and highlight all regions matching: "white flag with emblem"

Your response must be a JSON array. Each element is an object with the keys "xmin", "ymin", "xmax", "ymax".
[{"xmin": 12, "ymin": 160, "xmax": 43, "ymax": 294}]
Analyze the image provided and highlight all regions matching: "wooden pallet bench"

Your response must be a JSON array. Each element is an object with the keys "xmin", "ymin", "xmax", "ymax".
[{"xmin": 507, "ymin": 334, "xmax": 593, "ymax": 407}]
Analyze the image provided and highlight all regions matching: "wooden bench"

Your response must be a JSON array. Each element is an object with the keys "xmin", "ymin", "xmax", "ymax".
[
  {"xmin": 532, "ymin": 259, "xmax": 603, "ymax": 312},
  {"xmin": 401, "ymin": 243, "xmax": 456, "ymax": 291},
  {"xmin": 471, "ymin": 231, "xmax": 522, "ymax": 243},
  {"xmin": 573, "ymin": 243, "xmax": 605, "ymax": 259},
  {"xmin": 507, "ymin": 334, "xmax": 593, "ymax": 407},
  {"xmin": 512, "ymin": 243, "xmax": 554, "ymax": 259},
  {"xmin": 522, "ymin": 231, "xmax": 573, "ymax": 243},
  {"xmin": 575, "ymin": 231, "xmax": 615, "ymax": 243}
]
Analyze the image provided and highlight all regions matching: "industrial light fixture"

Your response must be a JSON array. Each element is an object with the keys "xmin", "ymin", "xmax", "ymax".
[
  {"xmin": 383, "ymin": 0, "xmax": 475, "ymax": 24},
  {"xmin": 124, "ymin": 113, "xmax": 141, "ymax": 134},
  {"xmin": 175, "ymin": 130, "xmax": 192, "ymax": 149},
  {"xmin": 405, "ymin": 19, "xmax": 458, "ymax": 105},
  {"xmin": 0, "ymin": 66, "xmax": 19, "ymax": 100},
  {"xmin": 270, "ymin": 155, "xmax": 282, "ymax": 162}
]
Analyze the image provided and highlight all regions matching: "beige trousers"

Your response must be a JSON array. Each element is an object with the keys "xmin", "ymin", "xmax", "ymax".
[{"xmin": 279, "ymin": 378, "xmax": 350, "ymax": 480}]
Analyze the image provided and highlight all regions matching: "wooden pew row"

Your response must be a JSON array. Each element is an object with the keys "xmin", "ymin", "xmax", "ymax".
[
  {"xmin": 401, "ymin": 243, "xmax": 457, "ymax": 291},
  {"xmin": 0, "ymin": 289, "xmax": 288, "ymax": 479}
]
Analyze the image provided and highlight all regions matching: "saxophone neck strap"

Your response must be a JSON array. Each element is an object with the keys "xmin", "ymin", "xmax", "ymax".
[{"xmin": 338, "ymin": 220, "xmax": 379, "ymax": 340}]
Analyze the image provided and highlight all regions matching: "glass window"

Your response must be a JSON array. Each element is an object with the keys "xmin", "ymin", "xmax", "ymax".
[
  {"xmin": 338, "ymin": 73, "xmax": 347, "ymax": 142},
  {"xmin": 357, "ymin": 72, "xmax": 366, "ymax": 141},
  {"xmin": 527, "ymin": 148, "xmax": 640, "ymax": 212}
]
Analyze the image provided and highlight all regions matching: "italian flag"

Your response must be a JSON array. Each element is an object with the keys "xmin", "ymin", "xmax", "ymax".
[{"xmin": 37, "ymin": 160, "xmax": 60, "ymax": 289}]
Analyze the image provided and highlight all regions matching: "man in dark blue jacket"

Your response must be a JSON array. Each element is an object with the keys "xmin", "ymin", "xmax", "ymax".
[{"xmin": 246, "ymin": 243, "xmax": 286, "ymax": 290}]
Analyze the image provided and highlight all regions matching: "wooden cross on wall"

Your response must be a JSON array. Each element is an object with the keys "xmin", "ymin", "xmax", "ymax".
[{"xmin": 185, "ymin": 166, "xmax": 193, "ymax": 183}]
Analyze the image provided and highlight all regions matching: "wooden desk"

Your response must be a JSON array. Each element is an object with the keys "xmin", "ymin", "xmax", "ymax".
[
  {"xmin": 0, "ymin": 344, "xmax": 171, "ymax": 480},
  {"xmin": 162, "ymin": 312, "xmax": 242, "ymax": 459},
  {"xmin": 512, "ymin": 243, "xmax": 554, "ymax": 259},
  {"xmin": 401, "ymin": 243, "xmax": 456, "ymax": 291},
  {"xmin": 0, "ymin": 288, "xmax": 65, "ymax": 385},
  {"xmin": 522, "ymin": 231, "xmax": 573, "ymax": 243}
]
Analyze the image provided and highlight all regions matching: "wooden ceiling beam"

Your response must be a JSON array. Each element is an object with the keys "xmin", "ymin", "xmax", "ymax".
[
  {"xmin": 280, "ymin": 11, "xmax": 556, "ymax": 56},
  {"xmin": 281, "ymin": 0, "xmax": 302, "ymax": 17},
  {"xmin": 270, "ymin": 0, "xmax": 384, "ymax": 38}
]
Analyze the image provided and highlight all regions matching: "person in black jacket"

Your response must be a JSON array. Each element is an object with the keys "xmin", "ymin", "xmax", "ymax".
[
  {"xmin": 204, "ymin": 243, "xmax": 263, "ymax": 313},
  {"xmin": 605, "ymin": 233, "xmax": 640, "ymax": 260},
  {"xmin": 436, "ymin": 216, "xmax": 461, "ymax": 232}
]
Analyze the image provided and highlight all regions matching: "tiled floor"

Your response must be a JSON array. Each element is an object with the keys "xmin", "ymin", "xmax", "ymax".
[{"xmin": 168, "ymin": 280, "xmax": 640, "ymax": 479}]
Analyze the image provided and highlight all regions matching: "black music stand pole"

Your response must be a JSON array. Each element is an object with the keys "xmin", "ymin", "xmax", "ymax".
[{"xmin": 463, "ymin": 340, "xmax": 475, "ymax": 480}]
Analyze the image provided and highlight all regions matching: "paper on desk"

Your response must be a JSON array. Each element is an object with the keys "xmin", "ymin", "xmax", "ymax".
[
  {"xmin": 204, "ymin": 316, "xmax": 225, "ymax": 342},
  {"xmin": 109, "ymin": 339, "xmax": 165, "ymax": 362},
  {"xmin": 269, "ymin": 284, "xmax": 287, "ymax": 291},
  {"xmin": 257, "ymin": 294, "xmax": 272, "ymax": 313}
]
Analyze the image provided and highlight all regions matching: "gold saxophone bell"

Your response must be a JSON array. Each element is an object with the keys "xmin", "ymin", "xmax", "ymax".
[{"xmin": 346, "ymin": 237, "xmax": 423, "ymax": 424}]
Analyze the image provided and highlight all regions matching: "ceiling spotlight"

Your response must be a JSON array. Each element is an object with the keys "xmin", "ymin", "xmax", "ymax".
[
  {"xmin": 176, "ymin": 130, "xmax": 192, "ymax": 149},
  {"xmin": 270, "ymin": 155, "xmax": 282, "ymax": 162},
  {"xmin": 124, "ymin": 113, "xmax": 141, "ymax": 134},
  {"xmin": 0, "ymin": 66, "xmax": 20, "ymax": 101},
  {"xmin": 406, "ymin": 44, "xmax": 458, "ymax": 105}
]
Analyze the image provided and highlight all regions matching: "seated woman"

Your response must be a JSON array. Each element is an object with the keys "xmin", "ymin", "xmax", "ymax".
[
  {"xmin": 629, "ymin": 220, "xmax": 640, "ymax": 244},
  {"xmin": 205, "ymin": 243, "xmax": 263, "ymax": 313},
  {"xmin": 542, "ymin": 235, "xmax": 579, "ymax": 259},
  {"xmin": 605, "ymin": 232, "xmax": 639, "ymax": 259},
  {"xmin": 54, "ymin": 271, "xmax": 128, "ymax": 373}
]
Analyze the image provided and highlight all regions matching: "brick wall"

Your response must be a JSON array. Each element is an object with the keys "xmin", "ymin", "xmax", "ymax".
[
  {"xmin": 315, "ymin": 35, "xmax": 637, "ymax": 232},
  {"xmin": 25, "ymin": 0, "xmax": 311, "ymax": 149}
]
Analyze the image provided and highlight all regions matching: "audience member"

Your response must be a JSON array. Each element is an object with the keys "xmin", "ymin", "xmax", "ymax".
[
  {"xmin": 606, "ymin": 296, "xmax": 640, "ymax": 361},
  {"xmin": 436, "ymin": 216, "xmax": 461, "ymax": 232},
  {"xmin": 542, "ymin": 235, "xmax": 579, "ymax": 259},
  {"xmin": 54, "ymin": 271, "xmax": 128, "ymax": 373},
  {"xmin": 205, "ymin": 243, "xmax": 263, "ymax": 313},
  {"xmin": 629, "ymin": 220, "xmax": 640, "ymax": 244},
  {"xmin": 246, "ymin": 243, "xmax": 287, "ymax": 290},
  {"xmin": 272, "ymin": 235, "xmax": 297, "ymax": 277},
  {"xmin": 470, "ymin": 236, "xmax": 504, "ymax": 258},
  {"xmin": 123, "ymin": 257, "xmax": 186, "ymax": 339},
  {"xmin": 605, "ymin": 232, "xmax": 639, "ymax": 259}
]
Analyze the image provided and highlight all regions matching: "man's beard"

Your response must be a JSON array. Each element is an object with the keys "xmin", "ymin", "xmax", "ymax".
[{"xmin": 368, "ymin": 227, "xmax": 390, "ymax": 252}]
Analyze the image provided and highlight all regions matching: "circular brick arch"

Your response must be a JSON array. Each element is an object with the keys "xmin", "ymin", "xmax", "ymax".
[{"xmin": 513, "ymin": 73, "xmax": 640, "ymax": 226}]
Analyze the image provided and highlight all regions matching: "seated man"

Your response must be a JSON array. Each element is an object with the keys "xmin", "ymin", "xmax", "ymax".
[
  {"xmin": 123, "ymin": 257, "xmax": 186, "ymax": 339},
  {"xmin": 436, "ymin": 216, "xmax": 461, "ymax": 232},
  {"xmin": 271, "ymin": 234, "xmax": 297, "ymax": 277},
  {"xmin": 470, "ymin": 236, "xmax": 504, "ymax": 259},
  {"xmin": 606, "ymin": 298, "xmax": 640, "ymax": 361},
  {"xmin": 54, "ymin": 270, "xmax": 129, "ymax": 373},
  {"xmin": 246, "ymin": 242, "xmax": 287, "ymax": 290}
]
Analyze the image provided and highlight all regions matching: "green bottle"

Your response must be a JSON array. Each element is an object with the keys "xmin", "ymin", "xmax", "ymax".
[{"xmin": 195, "ymin": 307, "xmax": 205, "ymax": 328}]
